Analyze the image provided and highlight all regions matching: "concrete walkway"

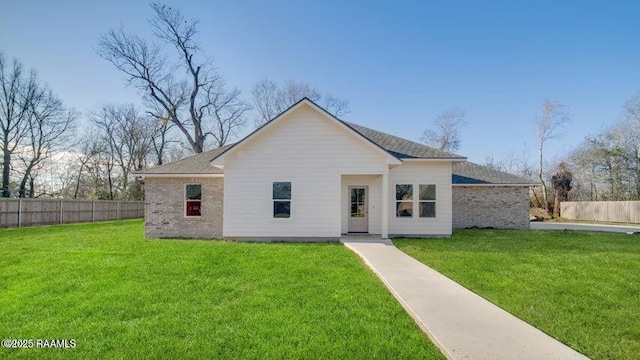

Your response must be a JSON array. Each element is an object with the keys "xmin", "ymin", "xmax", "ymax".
[
  {"xmin": 531, "ymin": 221, "xmax": 640, "ymax": 234},
  {"xmin": 341, "ymin": 237, "xmax": 589, "ymax": 360}
]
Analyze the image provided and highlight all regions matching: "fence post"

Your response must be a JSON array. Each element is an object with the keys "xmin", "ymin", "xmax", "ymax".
[
  {"xmin": 92, "ymin": 201, "xmax": 95, "ymax": 223},
  {"xmin": 117, "ymin": 201, "xmax": 120, "ymax": 220},
  {"xmin": 17, "ymin": 199, "xmax": 22, "ymax": 228},
  {"xmin": 59, "ymin": 200, "xmax": 63, "ymax": 224}
]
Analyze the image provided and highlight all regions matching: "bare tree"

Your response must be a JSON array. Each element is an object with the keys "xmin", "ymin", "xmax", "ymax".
[
  {"xmin": 421, "ymin": 107, "xmax": 466, "ymax": 152},
  {"xmin": 86, "ymin": 135, "xmax": 117, "ymax": 200},
  {"xmin": 567, "ymin": 140, "xmax": 601, "ymax": 201},
  {"xmin": 621, "ymin": 95, "xmax": 640, "ymax": 198},
  {"xmin": 65, "ymin": 133, "xmax": 111, "ymax": 200},
  {"xmin": 150, "ymin": 115, "xmax": 174, "ymax": 165},
  {"xmin": 484, "ymin": 145, "xmax": 536, "ymax": 181},
  {"xmin": 97, "ymin": 3, "xmax": 250, "ymax": 153},
  {"xmin": 93, "ymin": 104, "xmax": 156, "ymax": 200},
  {"xmin": 551, "ymin": 162, "xmax": 573, "ymax": 217},
  {"xmin": 252, "ymin": 78, "xmax": 350, "ymax": 127},
  {"xmin": 534, "ymin": 99, "xmax": 571, "ymax": 212},
  {"xmin": 0, "ymin": 53, "xmax": 35, "ymax": 197},
  {"xmin": 71, "ymin": 140, "xmax": 98, "ymax": 199},
  {"xmin": 1, "ymin": 52, "xmax": 76, "ymax": 198},
  {"xmin": 16, "ymin": 87, "xmax": 76, "ymax": 197}
]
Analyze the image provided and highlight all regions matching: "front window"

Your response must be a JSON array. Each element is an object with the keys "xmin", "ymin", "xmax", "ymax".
[
  {"xmin": 273, "ymin": 182, "xmax": 291, "ymax": 218},
  {"xmin": 419, "ymin": 184, "xmax": 436, "ymax": 218},
  {"xmin": 395, "ymin": 184, "xmax": 413, "ymax": 217},
  {"xmin": 185, "ymin": 184, "xmax": 202, "ymax": 217}
]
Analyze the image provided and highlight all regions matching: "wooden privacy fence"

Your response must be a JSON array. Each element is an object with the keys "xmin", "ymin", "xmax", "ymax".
[
  {"xmin": 561, "ymin": 201, "xmax": 640, "ymax": 223},
  {"xmin": 0, "ymin": 199, "xmax": 144, "ymax": 228}
]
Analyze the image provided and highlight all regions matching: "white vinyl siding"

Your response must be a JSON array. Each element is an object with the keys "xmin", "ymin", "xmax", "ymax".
[
  {"xmin": 222, "ymin": 104, "xmax": 390, "ymax": 238},
  {"xmin": 388, "ymin": 162, "xmax": 452, "ymax": 236}
]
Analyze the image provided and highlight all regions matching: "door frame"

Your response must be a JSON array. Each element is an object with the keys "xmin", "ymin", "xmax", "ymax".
[{"xmin": 347, "ymin": 185, "xmax": 369, "ymax": 233}]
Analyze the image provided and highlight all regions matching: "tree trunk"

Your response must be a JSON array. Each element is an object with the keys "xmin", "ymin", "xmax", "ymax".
[
  {"xmin": 73, "ymin": 164, "xmax": 84, "ymax": 200},
  {"xmin": 28, "ymin": 176, "xmax": 35, "ymax": 198},
  {"xmin": 18, "ymin": 176, "xmax": 27, "ymax": 198},
  {"xmin": 538, "ymin": 145, "xmax": 549, "ymax": 212},
  {"xmin": 156, "ymin": 130, "xmax": 166, "ymax": 165},
  {"xmin": 2, "ymin": 139, "xmax": 11, "ymax": 197},
  {"xmin": 532, "ymin": 187, "xmax": 541, "ymax": 208},
  {"xmin": 107, "ymin": 169, "xmax": 114, "ymax": 200},
  {"xmin": 18, "ymin": 162, "xmax": 35, "ymax": 198},
  {"xmin": 121, "ymin": 169, "xmax": 129, "ymax": 200}
]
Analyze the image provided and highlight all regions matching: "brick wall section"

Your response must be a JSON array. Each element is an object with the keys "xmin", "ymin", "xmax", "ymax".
[
  {"xmin": 452, "ymin": 186, "xmax": 530, "ymax": 229},
  {"xmin": 144, "ymin": 177, "xmax": 223, "ymax": 238}
]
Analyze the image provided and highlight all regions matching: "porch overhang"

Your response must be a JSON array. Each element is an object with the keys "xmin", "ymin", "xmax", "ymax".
[{"xmin": 341, "ymin": 173, "xmax": 389, "ymax": 239}]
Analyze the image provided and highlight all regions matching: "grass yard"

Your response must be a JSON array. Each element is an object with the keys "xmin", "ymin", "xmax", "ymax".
[
  {"xmin": 395, "ymin": 230, "xmax": 640, "ymax": 360},
  {"xmin": 0, "ymin": 220, "xmax": 444, "ymax": 359}
]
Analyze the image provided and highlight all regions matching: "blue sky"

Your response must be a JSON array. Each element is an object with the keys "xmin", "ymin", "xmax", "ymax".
[{"xmin": 2, "ymin": 0, "xmax": 639, "ymax": 164}]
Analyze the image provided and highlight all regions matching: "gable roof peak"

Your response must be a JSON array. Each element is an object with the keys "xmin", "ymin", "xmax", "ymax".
[{"xmin": 210, "ymin": 96, "xmax": 402, "ymax": 165}]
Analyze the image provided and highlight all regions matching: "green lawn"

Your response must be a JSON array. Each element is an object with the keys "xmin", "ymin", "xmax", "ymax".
[
  {"xmin": 0, "ymin": 220, "xmax": 443, "ymax": 359},
  {"xmin": 395, "ymin": 230, "xmax": 640, "ymax": 360}
]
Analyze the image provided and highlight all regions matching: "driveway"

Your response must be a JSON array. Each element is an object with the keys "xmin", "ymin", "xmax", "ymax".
[{"xmin": 530, "ymin": 222, "xmax": 640, "ymax": 233}]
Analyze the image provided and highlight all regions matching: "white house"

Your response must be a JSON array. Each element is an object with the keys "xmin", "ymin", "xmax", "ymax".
[{"xmin": 139, "ymin": 98, "xmax": 534, "ymax": 241}]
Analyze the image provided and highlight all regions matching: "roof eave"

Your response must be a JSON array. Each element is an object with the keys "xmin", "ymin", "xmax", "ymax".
[
  {"xmin": 452, "ymin": 183, "xmax": 538, "ymax": 187},
  {"xmin": 138, "ymin": 173, "xmax": 224, "ymax": 178},
  {"xmin": 402, "ymin": 157, "xmax": 467, "ymax": 162}
]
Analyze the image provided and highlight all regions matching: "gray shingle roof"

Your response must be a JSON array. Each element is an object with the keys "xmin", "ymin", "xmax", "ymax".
[
  {"xmin": 137, "ymin": 144, "xmax": 232, "ymax": 175},
  {"xmin": 138, "ymin": 116, "xmax": 534, "ymax": 186},
  {"xmin": 346, "ymin": 123, "xmax": 532, "ymax": 185},
  {"xmin": 452, "ymin": 161, "xmax": 536, "ymax": 185},
  {"xmin": 344, "ymin": 122, "xmax": 466, "ymax": 159}
]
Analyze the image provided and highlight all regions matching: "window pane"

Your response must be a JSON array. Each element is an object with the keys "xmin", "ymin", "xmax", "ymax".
[
  {"xmin": 274, "ymin": 201, "xmax": 291, "ymax": 218},
  {"xmin": 396, "ymin": 201, "xmax": 413, "ymax": 217},
  {"xmin": 396, "ymin": 184, "xmax": 413, "ymax": 200},
  {"xmin": 186, "ymin": 184, "xmax": 201, "ymax": 200},
  {"xmin": 351, "ymin": 188, "xmax": 365, "ymax": 203},
  {"xmin": 186, "ymin": 200, "xmax": 201, "ymax": 216},
  {"xmin": 419, "ymin": 202, "xmax": 436, "ymax": 218},
  {"xmin": 273, "ymin": 182, "xmax": 291, "ymax": 200},
  {"xmin": 419, "ymin": 185, "xmax": 436, "ymax": 201},
  {"xmin": 351, "ymin": 203, "xmax": 365, "ymax": 217}
]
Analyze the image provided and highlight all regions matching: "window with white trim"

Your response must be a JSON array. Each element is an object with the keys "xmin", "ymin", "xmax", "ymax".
[
  {"xmin": 273, "ymin": 182, "xmax": 291, "ymax": 218},
  {"xmin": 395, "ymin": 184, "xmax": 413, "ymax": 217},
  {"xmin": 419, "ymin": 184, "xmax": 436, "ymax": 218},
  {"xmin": 185, "ymin": 184, "xmax": 202, "ymax": 217}
]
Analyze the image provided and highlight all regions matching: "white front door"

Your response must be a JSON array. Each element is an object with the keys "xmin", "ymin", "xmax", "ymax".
[{"xmin": 348, "ymin": 186, "xmax": 368, "ymax": 233}]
